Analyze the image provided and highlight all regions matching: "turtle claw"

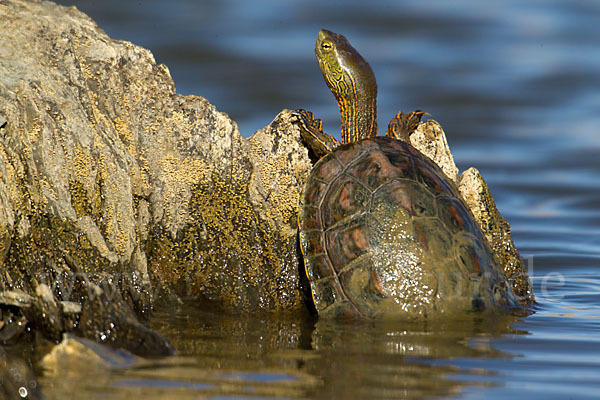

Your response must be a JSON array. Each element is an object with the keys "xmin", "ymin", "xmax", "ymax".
[
  {"xmin": 293, "ymin": 109, "xmax": 340, "ymax": 158},
  {"xmin": 386, "ymin": 110, "xmax": 429, "ymax": 141},
  {"xmin": 292, "ymin": 109, "xmax": 323, "ymax": 134}
]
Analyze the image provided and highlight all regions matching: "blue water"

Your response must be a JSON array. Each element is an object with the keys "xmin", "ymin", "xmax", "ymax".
[{"xmin": 47, "ymin": 0, "xmax": 600, "ymax": 399}]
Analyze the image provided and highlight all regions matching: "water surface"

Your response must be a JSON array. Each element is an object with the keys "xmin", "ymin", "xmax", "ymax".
[{"xmin": 43, "ymin": 0, "xmax": 600, "ymax": 398}]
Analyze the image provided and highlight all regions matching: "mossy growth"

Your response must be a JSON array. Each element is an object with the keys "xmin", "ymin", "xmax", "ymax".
[
  {"xmin": 68, "ymin": 178, "xmax": 99, "ymax": 222},
  {"xmin": 149, "ymin": 170, "xmax": 306, "ymax": 313}
]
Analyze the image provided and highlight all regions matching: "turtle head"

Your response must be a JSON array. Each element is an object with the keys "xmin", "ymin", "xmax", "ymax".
[{"xmin": 315, "ymin": 29, "xmax": 378, "ymax": 143}]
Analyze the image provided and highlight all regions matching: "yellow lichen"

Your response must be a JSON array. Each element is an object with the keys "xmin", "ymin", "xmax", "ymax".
[{"xmin": 149, "ymin": 166, "xmax": 304, "ymax": 313}]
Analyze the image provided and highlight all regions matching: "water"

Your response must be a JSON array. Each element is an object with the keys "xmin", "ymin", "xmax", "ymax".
[{"xmin": 43, "ymin": 0, "xmax": 600, "ymax": 398}]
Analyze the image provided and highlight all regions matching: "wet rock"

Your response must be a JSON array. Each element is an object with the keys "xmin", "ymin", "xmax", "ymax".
[
  {"xmin": 77, "ymin": 282, "xmax": 174, "ymax": 356},
  {"xmin": 149, "ymin": 110, "xmax": 312, "ymax": 313},
  {"xmin": 21, "ymin": 283, "xmax": 64, "ymax": 342},
  {"xmin": 40, "ymin": 334, "xmax": 140, "ymax": 372},
  {"xmin": 0, "ymin": 314, "xmax": 28, "ymax": 343},
  {"xmin": 0, "ymin": 290, "xmax": 34, "ymax": 309}
]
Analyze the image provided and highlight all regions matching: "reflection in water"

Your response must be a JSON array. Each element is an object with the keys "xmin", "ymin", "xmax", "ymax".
[
  {"xmin": 0, "ymin": 346, "xmax": 44, "ymax": 400},
  {"xmin": 38, "ymin": 303, "xmax": 524, "ymax": 399},
  {"xmin": 308, "ymin": 315, "xmax": 521, "ymax": 399}
]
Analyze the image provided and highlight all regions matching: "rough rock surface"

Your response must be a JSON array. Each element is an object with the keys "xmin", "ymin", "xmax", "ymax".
[
  {"xmin": 458, "ymin": 168, "xmax": 533, "ymax": 302},
  {"xmin": 149, "ymin": 110, "xmax": 312, "ymax": 312},
  {"xmin": 0, "ymin": 0, "xmax": 311, "ymax": 354},
  {"xmin": 409, "ymin": 120, "xmax": 459, "ymax": 182}
]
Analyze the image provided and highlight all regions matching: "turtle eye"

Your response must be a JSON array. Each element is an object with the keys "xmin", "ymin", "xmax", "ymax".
[{"xmin": 321, "ymin": 40, "xmax": 333, "ymax": 51}]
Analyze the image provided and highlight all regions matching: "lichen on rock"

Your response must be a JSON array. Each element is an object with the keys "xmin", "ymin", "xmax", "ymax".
[
  {"xmin": 0, "ymin": 0, "xmax": 314, "ymax": 354},
  {"xmin": 459, "ymin": 168, "xmax": 533, "ymax": 303},
  {"xmin": 149, "ymin": 112, "xmax": 313, "ymax": 313}
]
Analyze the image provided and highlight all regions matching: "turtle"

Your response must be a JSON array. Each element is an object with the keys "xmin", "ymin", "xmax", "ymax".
[{"xmin": 294, "ymin": 29, "xmax": 518, "ymax": 319}]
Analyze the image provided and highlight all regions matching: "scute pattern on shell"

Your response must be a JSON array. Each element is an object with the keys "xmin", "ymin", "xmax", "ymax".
[{"xmin": 299, "ymin": 137, "xmax": 517, "ymax": 318}]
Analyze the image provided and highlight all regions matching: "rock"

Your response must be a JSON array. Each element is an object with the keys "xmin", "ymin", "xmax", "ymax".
[
  {"xmin": 459, "ymin": 168, "xmax": 533, "ymax": 303},
  {"xmin": 77, "ymin": 282, "xmax": 174, "ymax": 356},
  {"xmin": 409, "ymin": 119, "xmax": 459, "ymax": 182},
  {"xmin": 0, "ymin": 315, "xmax": 27, "ymax": 343},
  {"xmin": 40, "ymin": 334, "xmax": 140, "ymax": 372},
  {"xmin": 0, "ymin": 290, "xmax": 34, "ymax": 308},
  {"xmin": 149, "ymin": 110, "xmax": 312, "ymax": 313},
  {"xmin": 0, "ymin": 0, "xmax": 311, "ymax": 353}
]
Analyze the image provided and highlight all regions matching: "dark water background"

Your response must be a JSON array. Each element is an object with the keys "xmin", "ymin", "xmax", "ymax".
[{"xmin": 44, "ymin": 0, "xmax": 600, "ymax": 398}]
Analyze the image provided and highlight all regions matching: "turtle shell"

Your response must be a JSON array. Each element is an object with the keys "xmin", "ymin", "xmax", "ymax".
[{"xmin": 299, "ymin": 136, "xmax": 516, "ymax": 318}]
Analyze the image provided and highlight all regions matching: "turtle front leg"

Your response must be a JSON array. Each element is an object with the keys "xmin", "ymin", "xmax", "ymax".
[
  {"xmin": 293, "ymin": 109, "xmax": 340, "ymax": 158},
  {"xmin": 386, "ymin": 110, "xmax": 428, "ymax": 141}
]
